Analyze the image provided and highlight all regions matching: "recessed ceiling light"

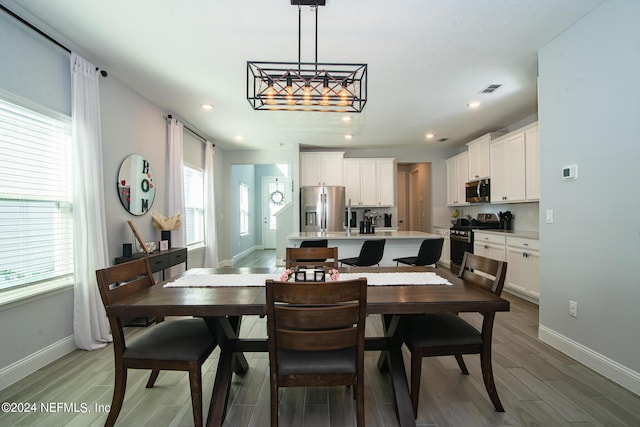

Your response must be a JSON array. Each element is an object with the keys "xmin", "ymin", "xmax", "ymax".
[
  {"xmin": 342, "ymin": 116, "xmax": 352, "ymax": 122},
  {"xmin": 344, "ymin": 134, "xmax": 353, "ymax": 140},
  {"xmin": 467, "ymin": 101, "xmax": 481, "ymax": 109},
  {"xmin": 201, "ymin": 103, "xmax": 214, "ymax": 110},
  {"xmin": 425, "ymin": 133, "xmax": 435, "ymax": 140},
  {"xmin": 235, "ymin": 135, "xmax": 244, "ymax": 141}
]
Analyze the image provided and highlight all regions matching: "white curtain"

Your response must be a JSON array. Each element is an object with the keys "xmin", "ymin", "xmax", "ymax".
[
  {"xmin": 167, "ymin": 118, "xmax": 186, "ymax": 274},
  {"xmin": 203, "ymin": 141, "xmax": 219, "ymax": 267},
  {"xmin": 70, "ymin": 53, "xmax": 111, "ymax": 350}
]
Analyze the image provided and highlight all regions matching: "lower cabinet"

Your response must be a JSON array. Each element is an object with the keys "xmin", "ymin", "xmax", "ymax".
[
  {"xmin": 474, "ymin": 232, "xmax": 506, "ymax": 262},
  {"xmin": 435, "ymin": 227, "xmax": 451, "ymax": 268},
  {"xmin": 505, "ymin": 237, "xmax": 539, "ymax": 302},
  {"xmin": 473, "ymin": 232, "xmax": 539, "ymax": 304}
]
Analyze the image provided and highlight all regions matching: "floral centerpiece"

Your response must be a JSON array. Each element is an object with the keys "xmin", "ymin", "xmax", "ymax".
[
  {"xmin": 280, "ymin": 269, "xmax": 294, "ymax": 281},
  {"xmin": 279, "ymin": 268, "xmax": 340, "ymax": 282}
]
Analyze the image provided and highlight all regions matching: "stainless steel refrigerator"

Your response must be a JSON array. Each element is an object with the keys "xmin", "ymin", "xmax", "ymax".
[{"xmin": 300, "ymin": 186, "xmax": 346, "ymax": 232}]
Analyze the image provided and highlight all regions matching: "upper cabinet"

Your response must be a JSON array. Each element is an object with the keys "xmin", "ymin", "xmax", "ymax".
[
  {"xmin": 344, "ymin": 158, "xmax": 395, "ymax": 207},
  {"xmin": 490, "ymin": 122, "xmax": 539, "ymax": 203},
  {"xmin": 300, "ymin": 152, "xmax": 345, "ymax": 186},
  {"xmin": 466, "ymin": 133, "xmax": 505, "ymax": 180},
  {"xmin": 524, "ymin": 124, "xmax": 539, "ymax": 201},
  {"xmin": 446, "ymin": 152, "xmax": 469, "ymax": 206}
]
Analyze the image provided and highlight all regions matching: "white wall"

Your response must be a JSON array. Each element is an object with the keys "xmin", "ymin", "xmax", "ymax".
[{"xmin": 538, "ymin": 0, "xmax": 640, "ymax": 393}]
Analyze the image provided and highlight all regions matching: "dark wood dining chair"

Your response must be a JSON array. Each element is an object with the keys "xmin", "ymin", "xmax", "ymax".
[
  {"xmin": 400, "ymin": 252, "xmax": 507, "ymax": 417},
  {"xmin": 339, "ymin": 239, "xmax": 386, "ymax": 266},
  {"xmin": 265, "ymin": 278, "xmax": 368, "ymax": 427},
  {"xmin": 95, "ymin": 259, "xmax": 217, "ymax": 427},
  {"xmin": 393, "ymin": 237, "xmax": 444, "ymax": 267},
  {"xmin": 286, "ymin": 246, "xmax": 339, "ymax": 269}
]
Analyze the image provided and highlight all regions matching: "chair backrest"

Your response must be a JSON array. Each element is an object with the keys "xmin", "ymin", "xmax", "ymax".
[
  {"xmin": 458, "ymin": 252, "xmax": 507, "ymax": 296},
  {"xmin": 300, "ymin": 239, "xmax": 328, "ymax": 248},
  {"xmin": 95, "ymin": 258, "xmax": 156, "ymax": 354},
  {"xmin": 265, "ymin": 278, "xmax": 367, "ymax": 354},
  {"xmin": 286, "ymin": 246, "xmax": 339, "ymax": 269},
  {"xmin": 414, "ymin": 238, "xmax": 444, "ymax": 266},
  {"xmin": 355, "ymin": 239, "xmax": 386, "ymax": 266}
]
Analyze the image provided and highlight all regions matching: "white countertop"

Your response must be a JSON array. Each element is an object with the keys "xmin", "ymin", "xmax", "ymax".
[{"xmin": 288, "ymin": 231, "xmax": 440, "ymax": 240}]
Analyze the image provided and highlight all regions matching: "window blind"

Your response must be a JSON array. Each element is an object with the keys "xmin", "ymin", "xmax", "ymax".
[
  {"xmin": 183, "ymin": 165, "xmax": 204, "ymax": 246},
  {"xmin": 0, "ymin": 97, "xmax": 73, "ymax": 291}
]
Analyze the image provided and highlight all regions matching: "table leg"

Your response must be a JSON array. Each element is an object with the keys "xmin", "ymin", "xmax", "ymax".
[
  {"xmin": 205, "ymin": 316, "xmax": 249, "ymax": 427},
  {"xmin": 376, "ymin": 314, "xmax": 416, "ymax": 427}
]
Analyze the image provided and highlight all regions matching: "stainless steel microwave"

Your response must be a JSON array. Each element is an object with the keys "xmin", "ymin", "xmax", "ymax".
[{"xmin": 465, "ymin": 178, "xmax": 490, "ymax": 203}]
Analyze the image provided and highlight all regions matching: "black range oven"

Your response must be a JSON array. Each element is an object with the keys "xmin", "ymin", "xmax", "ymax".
[{"xmin": 450, "ymin": 213, "xmax": 501, "ymax": 274}]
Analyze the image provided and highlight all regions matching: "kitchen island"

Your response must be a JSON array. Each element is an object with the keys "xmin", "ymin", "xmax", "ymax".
[{"xmin": 287, "ymin": 231, "xmax": 441, "ymax": 267}]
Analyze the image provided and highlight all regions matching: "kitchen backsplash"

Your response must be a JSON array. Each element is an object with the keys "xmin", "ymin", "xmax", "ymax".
[{"xmin": 436, "ymin": 202, "xmax": 540, "ymax": 231}]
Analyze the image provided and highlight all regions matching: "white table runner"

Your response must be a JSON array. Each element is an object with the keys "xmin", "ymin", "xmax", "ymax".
[{"xmin": 164, "ymin": 272, "xmax": 451, "ymax": 288}]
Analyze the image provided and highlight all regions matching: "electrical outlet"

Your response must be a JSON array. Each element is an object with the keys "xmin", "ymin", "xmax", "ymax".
[{"xmin": 569, "ymin": 300, "xmax": 578, "ymax": 318}]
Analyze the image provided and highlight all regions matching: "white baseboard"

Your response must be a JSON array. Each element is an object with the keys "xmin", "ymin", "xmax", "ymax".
[
  {"xmin": 232, "ymin": 246, "xmax": 260, "ymax": 264},
  {"xmin": 0, "ymin": 335, "xmax": 76, "ymax": 391},
  {"xmin": 539, "ymin": 325, "xmax": 640, "ymax": 396}
]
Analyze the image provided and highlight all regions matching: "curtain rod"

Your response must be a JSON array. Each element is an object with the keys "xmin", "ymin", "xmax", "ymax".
[
  {"xmin": 166, "ymin": 115, "xmax": 213, "ymax": 146},
  {"xmin": 1, "ymin": 4, "xmax": 108, "ymax": 77}
]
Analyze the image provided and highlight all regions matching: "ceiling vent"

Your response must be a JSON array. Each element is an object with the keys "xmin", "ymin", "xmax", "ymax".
[
  {"xmin": 438, "ymin": 137, "xmax": 449, "ymax": 142},
  {"xmin": 480, "ymin": 84, "xmax": 502, "ymax": 94}
]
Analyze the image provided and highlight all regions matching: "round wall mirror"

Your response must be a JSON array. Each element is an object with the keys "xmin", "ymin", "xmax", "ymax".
[{"xmin": 117, "ymin": 154, "xmax": 156, "ymax": 216}]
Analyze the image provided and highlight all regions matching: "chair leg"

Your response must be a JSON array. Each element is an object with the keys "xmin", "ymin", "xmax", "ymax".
[
  {"xmin": 270, "ymin": 379, "xmax": 279, "ymax": 427},
  {"xmin": 410, "ymin": 351, "xmax": 422, "ymax": 418},
  {"xmin": 455, "ymin": 354, "xmax": 470, "ymax": 375},
  {"xmin": 145, "ymin": 370, "xmax": 160, "ymax": 388},
  {"xmin": 105, "ymin": 365, "xmax": 127, "ymax": 427},
  {"xmin": 480, "ymin": 350, "xmax": 504, "ymax": 412},
  {"xmin": 356, "ymin": 379, "xmax": 365, "ymax": 427},
  {"xmin": 188, "ymin": 367, "xmax": 204, "ymax": 427}
]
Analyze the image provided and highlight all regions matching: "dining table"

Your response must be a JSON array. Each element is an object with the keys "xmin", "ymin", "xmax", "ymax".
[{"xmin": 104, "ymin": 265, "xmax": 510, "ymax": 427}]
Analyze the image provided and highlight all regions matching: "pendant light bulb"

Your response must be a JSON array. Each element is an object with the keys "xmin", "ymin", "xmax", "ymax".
[
  {"xmin": 321, "ymin": 77, "xmax": 330, "ymax": 106},
  {"xmin": 265, "ymin": 80, "xmax": 275, "ymax": 105},
  {"xmin": 339, "ymin": 85, "xmax": 349, "ymax": 106},
  {"xmin": 303, "ymin": 84, "xmax": 312, "ymax": 105},
  {"xmin": 286, "ymin": 76, "xmax": 295, "ymax": 105}
]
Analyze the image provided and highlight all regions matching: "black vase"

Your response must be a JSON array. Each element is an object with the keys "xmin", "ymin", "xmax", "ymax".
[{"xmin": 161, "ymin": 230, "xmax": 172, "ymax": 249}]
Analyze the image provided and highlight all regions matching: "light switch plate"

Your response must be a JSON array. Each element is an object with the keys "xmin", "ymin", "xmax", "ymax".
[{"xmin": 545, "ymin": 209, "xmax": 554, "ymax": 224}]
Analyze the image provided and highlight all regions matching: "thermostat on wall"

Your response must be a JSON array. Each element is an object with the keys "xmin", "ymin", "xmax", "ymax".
[{"xmin": 562, "ymin": 164, "xmax": 578, "ymax": 180}]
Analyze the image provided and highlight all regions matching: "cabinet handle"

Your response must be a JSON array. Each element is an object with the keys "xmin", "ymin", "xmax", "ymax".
[
  {"xmin": 484, "ymin": 245, "xmax": 489, "ymax": 249},
  {"xmin": 523, "ymin": 243, "xmax": 529, "ymax": 246}
]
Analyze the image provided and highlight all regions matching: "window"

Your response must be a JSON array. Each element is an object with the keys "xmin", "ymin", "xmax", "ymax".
[
  {"xmin": 0, "ymin": 95, "xmax": 73, "ymax": 292},
  {"xmin": 239, "ymin": 183, "xmax": 249, "ymax": 235},
  {"xmin": 183, "ymin": 165, "xmax": 204, "ymax": 246}
]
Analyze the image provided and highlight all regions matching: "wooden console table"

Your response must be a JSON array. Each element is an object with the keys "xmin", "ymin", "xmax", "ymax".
[{"xmin": 115, "ymin": 247, "xmax": 187, "ymax": 280}]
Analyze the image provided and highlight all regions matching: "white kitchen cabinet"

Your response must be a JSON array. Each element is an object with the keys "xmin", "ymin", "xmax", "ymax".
[
  {"xmin": 466, "ymin": 133, "xmax": 505, "ymax": 180},
  {"xmin": 434, "ymin": 227, "xmax": 451, "ymax": 268},
  {"xmin": 505, "ymin": 236, "xmax": 539, "ymax": 303},
  {"xmin": 490, "ymin": 133, "xmax": 526, "ymax": 203},
  {"xmin": 524, "ymin": 123, "xmax": 539, "ymax": 201},
  {"xmin": 343, "ymin": 158, "xmax": 395, "ymax": 207},
  {"xmin": 490, "ymin": 122, "xmax": 539, "ymax": 204},
  {"xmin": 473, "ymin": 232, "xmax": 506, "ymax": 262},
  {"xmin": 446, "ymin": 152, "xmax": 469, "ymax": 206},
  {"xmin": 300, "ymin": 152, "xmax": 344, "ymax": 186}
]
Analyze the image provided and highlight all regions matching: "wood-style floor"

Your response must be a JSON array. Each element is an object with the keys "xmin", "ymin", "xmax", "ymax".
[{"xmin": 1, "ymin": 250, "xmax": 639, "ymax": 426}]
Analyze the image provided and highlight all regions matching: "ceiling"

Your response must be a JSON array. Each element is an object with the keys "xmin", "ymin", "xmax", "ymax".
[{"xmin": 4, "ymin": 0, "xmax": 604, "ymax": 151}]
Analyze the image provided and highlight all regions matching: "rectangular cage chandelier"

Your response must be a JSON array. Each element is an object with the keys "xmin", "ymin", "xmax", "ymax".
[{"xmin": 246, "ymin": 1, "xmax": 368, "ymax": 113}]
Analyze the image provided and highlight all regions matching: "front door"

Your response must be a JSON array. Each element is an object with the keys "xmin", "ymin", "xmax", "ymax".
[{"xmin": 262, "ymin": 177, "xmax": 289, "ymax": 249}]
